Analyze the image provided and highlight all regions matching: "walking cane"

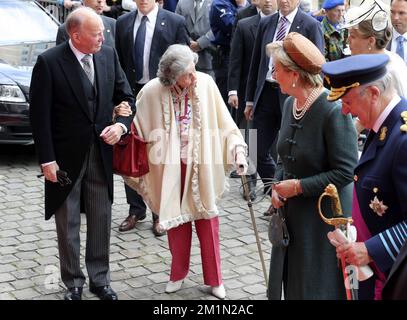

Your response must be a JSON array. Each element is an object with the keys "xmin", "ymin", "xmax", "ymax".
[
  {"xmin": 318, "ymin": 184, "xmax": 358, "ymax": 300},
  {"xmin": 240, "ymin": 173, "xmax": 269, "ymax": 287}
]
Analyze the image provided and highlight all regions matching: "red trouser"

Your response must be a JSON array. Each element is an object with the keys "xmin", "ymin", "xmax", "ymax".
[
  {"xmin": 167, "ymin": 217, "xmax": 222, "ymax": 286},
  {"xmin": 166, "ymin": 161, "xmax": 222, "ymax": 286}
]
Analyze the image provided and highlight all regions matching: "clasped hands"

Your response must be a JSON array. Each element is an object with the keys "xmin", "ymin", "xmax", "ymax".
[{"xmin": 101, "ymin": 101, "xmax": 132, "ymax": 145}]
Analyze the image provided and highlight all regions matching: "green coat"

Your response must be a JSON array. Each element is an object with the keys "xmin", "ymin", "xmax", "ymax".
[{"xmin": 268, "ymin": 90, "xmax": 358, "ymax": 300}]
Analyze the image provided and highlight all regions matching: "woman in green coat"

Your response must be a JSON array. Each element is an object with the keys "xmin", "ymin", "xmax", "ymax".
[{"xmin": 267, "ymin": 33, "xmax": 358, "ymax": 299}]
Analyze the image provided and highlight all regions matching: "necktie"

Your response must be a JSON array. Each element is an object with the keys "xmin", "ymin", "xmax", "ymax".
[
  {"xmin": 134, "ymin": 15, "xmax": 148, "ymax": 82},
  {"xmin": 396, "ymin": 35, "xmax": 405, "ymax": 60},
  {"xmin": 271, "ymin": 16, "xmax": 288, "ymax": 76},
  {"xmin": 81, "ymin": 54, "xmax": 94, "ymax": 85},
  {"xmin": 275, "ymin": 16, "xmax": 288, "ymax": 42},
  {"xmin": 195, "ymin": 0, "xmax": 202, "ymax": 20}
]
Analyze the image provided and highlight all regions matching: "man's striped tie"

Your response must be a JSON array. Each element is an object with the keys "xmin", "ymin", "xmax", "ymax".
[{"xmin": 271, "ymin": 16, "xmax": 288, "ymax": 76}]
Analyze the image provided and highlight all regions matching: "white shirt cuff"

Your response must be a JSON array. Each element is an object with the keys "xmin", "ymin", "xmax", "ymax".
[
  {"xmin": 41, "ymin": 161, "xmax": 56, "ymax": 167},
  {"xmin": 117, "ymin": 123, "xmax": 128, "ymax": 135}
]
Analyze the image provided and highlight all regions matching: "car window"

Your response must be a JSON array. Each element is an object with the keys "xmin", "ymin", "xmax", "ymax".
[
  {"xmin": 0, "ymin": 1, "xmax": 58, "ymax": 46},
  {"xmin": 0, "ymin": 1, "xmax": 58, "ymax": 69}
]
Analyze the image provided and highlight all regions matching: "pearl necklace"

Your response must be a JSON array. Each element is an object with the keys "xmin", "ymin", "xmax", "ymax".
[{"xmin": 292, "ymin": 87, "xmax": 322, "ymax": 120}]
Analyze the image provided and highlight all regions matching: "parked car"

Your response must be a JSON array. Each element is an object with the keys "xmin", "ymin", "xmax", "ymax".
[{"xmin": 0, "ymin": 0, "xmax": 58, "ymax": 144}]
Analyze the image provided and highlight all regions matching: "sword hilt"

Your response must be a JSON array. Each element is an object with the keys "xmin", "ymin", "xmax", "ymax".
[{"xmin": 318, "ymin": 184, "xmax": 353, "ymax": 227}]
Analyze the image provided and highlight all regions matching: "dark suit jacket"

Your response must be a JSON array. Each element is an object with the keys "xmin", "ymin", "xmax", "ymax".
[
  {"xmin": 29, "ymin": 42, "xmax": 135, "ymax": 220},
  {"xmin": 382, "ymin": 241, "xmax": 407, "ymax": 300},
  {"xmin": 56, "ymin": 15, "xmax": 116, "ymax": 48},
  {"xmin": 245, "ymin": 10, "xmax": 324, "ymax": 112},
  {"xmin": 176, "ymin": 0, "xmax": 213, "ymax": 72},
  {"xmin": 228, "ymin": 14, "xmax": 260, "ymax": 100},
  {"xmin": 115, "ymin": 8, "xmax": 189, "ymax": 96}
]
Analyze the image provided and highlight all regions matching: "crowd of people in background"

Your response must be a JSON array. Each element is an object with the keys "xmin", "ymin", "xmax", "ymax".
[{"xmin": 28, "ymin": 0, "xmax": 407, "ymax": 300}]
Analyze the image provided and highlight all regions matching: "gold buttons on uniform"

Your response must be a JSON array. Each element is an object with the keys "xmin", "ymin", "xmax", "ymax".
[{"xmin": 401, "ymin": 111, "xmax": 407, "ymax": 132}]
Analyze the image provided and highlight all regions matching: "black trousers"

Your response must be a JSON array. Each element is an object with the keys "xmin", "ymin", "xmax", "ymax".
[
  {"xmin": 213, "ymin": 46, "xmax": 230, "ymax": 105},
  {"xmin": 253, "ymin": 82, "xmax": 287, "ymax": 188}
]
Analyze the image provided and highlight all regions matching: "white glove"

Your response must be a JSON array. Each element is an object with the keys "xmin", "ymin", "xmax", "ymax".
[
  {"xmin": 235, "ymin": 152, "xmax": 248, "ymax": 175},
  {"xmin": 327, "ymin": 226, "xmax": 373, "ymax": 281}
]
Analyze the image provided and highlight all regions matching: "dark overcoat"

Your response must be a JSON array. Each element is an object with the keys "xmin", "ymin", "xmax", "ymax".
[
  {"xmin": 29, "ymin": 42, "xmax": 134, "ymax": 220},
  {"xmin": 268, "ymin": 91, "xmax": 358, "ymax": 299}
]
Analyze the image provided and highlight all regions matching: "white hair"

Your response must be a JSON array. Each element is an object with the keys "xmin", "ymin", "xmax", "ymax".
[{"xmin": 157, "ymin": 44, "xmax": 198, "ymax": 87}]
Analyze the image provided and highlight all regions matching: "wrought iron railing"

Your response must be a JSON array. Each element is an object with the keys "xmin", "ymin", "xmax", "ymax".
[{"xmin": 36, "ymin": 0, "xmax": 75, "ymax": 23}]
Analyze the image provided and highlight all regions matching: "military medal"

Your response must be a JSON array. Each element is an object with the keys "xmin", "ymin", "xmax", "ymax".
[{"xmin": 369, "ymin": 196, "xmax": 388, "ymax": 216}]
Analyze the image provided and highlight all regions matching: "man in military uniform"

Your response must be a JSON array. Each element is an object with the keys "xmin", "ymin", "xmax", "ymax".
[
  {"xmin": 321, "ymin": 0, "xmax": 347, "ymax": 62},
  {"xmin": 322, "ymin": 54, "xmax": 407, "ymax": 300}
]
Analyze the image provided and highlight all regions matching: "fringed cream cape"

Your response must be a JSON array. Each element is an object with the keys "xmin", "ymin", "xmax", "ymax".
[{"xmin": 123, "ymin": 72, "xmax": 247, "ymax": 231}]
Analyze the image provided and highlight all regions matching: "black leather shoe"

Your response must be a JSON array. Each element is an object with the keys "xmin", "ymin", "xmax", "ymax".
[
  {"xmin": 89, "ymin": 285, "xmax": 118, "ymax": 300},
  {"xmin": 119, "ymin": 214, "xmax": 146, "ymax": 232},
  {"xmin": 152, "ymin": 220, "xmax": 166, "ymax": 237},
  {"xmin": 64, "ymin": 287, "xmax": 82, "ymax": 300}
]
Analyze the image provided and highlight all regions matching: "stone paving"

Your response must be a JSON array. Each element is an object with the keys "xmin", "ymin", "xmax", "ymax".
[{"xmin": 0, "ymin": 145, "xmax": 271, "ymax": 300}]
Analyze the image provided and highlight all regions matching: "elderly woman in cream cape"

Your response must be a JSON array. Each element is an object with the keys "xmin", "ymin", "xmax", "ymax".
[{"xmin": 123, "ymin": 44, "xmax": 248, "ymax": 299}]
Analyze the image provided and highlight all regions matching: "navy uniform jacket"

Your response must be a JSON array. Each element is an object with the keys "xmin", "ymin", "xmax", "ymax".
[
  {"xmin": 355, "ymin": 98, "xmax": 407, "ymax": 273},
  {"xmin": 209, "ymin": 0, "xmax": 238, "ymax": 48}
]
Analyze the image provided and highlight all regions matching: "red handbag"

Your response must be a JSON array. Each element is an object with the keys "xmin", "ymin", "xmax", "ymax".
[{"xmin": 113, "ymin": 122, "xmax": 149, "ymax": 177}]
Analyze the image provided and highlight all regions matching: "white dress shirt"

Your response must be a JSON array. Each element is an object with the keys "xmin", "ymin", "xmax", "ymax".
[
  {"xmin": 372, "ymin": 95, "xmax": 401, "ymax": 133},
  {"xmin": 391, "ymin": 28, "xmax": 407, "ymax": 64},
  {"xmin": 133, "ymin": 4, "xmax": 159, "ymax": 84}
]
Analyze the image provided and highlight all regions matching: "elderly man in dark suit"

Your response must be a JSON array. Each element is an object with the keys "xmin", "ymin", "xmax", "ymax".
[
  {"xmin": 323, "ymin": 54, "xmax": 407, "ymax": 300},
  {"xmin": 115, "ymin": 0, "xmax": 189, "ymax": 235},
  {"xmin": 29, "ymin": 7, "xmax": 135, "ymax": 300},
  {"xmin": 176, "ymin": 0, "xmax": 214, "ymax": 77},
  {"xmin": 245, "ymin": 0, "xmax": 323, "ymax": 213},
  {"xmin": 56, "ymin": 0, "xmax": 116, "ymax": 48}
]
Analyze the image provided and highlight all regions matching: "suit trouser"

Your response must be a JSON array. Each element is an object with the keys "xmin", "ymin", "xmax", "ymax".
[
  {"xmin": 253, "ymin": 82, "xmax": 286, "ymax": 189},
  {"xmin": 55, "ymin": 143, "xmax": 111, "ymax": 289},
  {"xmin": 124, "ymin": 82, "xmax": 158, "ymax": 221}
]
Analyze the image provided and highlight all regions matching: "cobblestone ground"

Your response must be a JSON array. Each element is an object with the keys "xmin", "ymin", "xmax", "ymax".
[{"xmin": 0, "ymin": 145, "xmax": 271, "ymax": 300}]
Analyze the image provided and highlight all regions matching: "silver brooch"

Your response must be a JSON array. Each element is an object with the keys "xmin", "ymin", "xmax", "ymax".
[{"xmin": 369, "ymin": 196, "xmax": 388, "ymax": 216}]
